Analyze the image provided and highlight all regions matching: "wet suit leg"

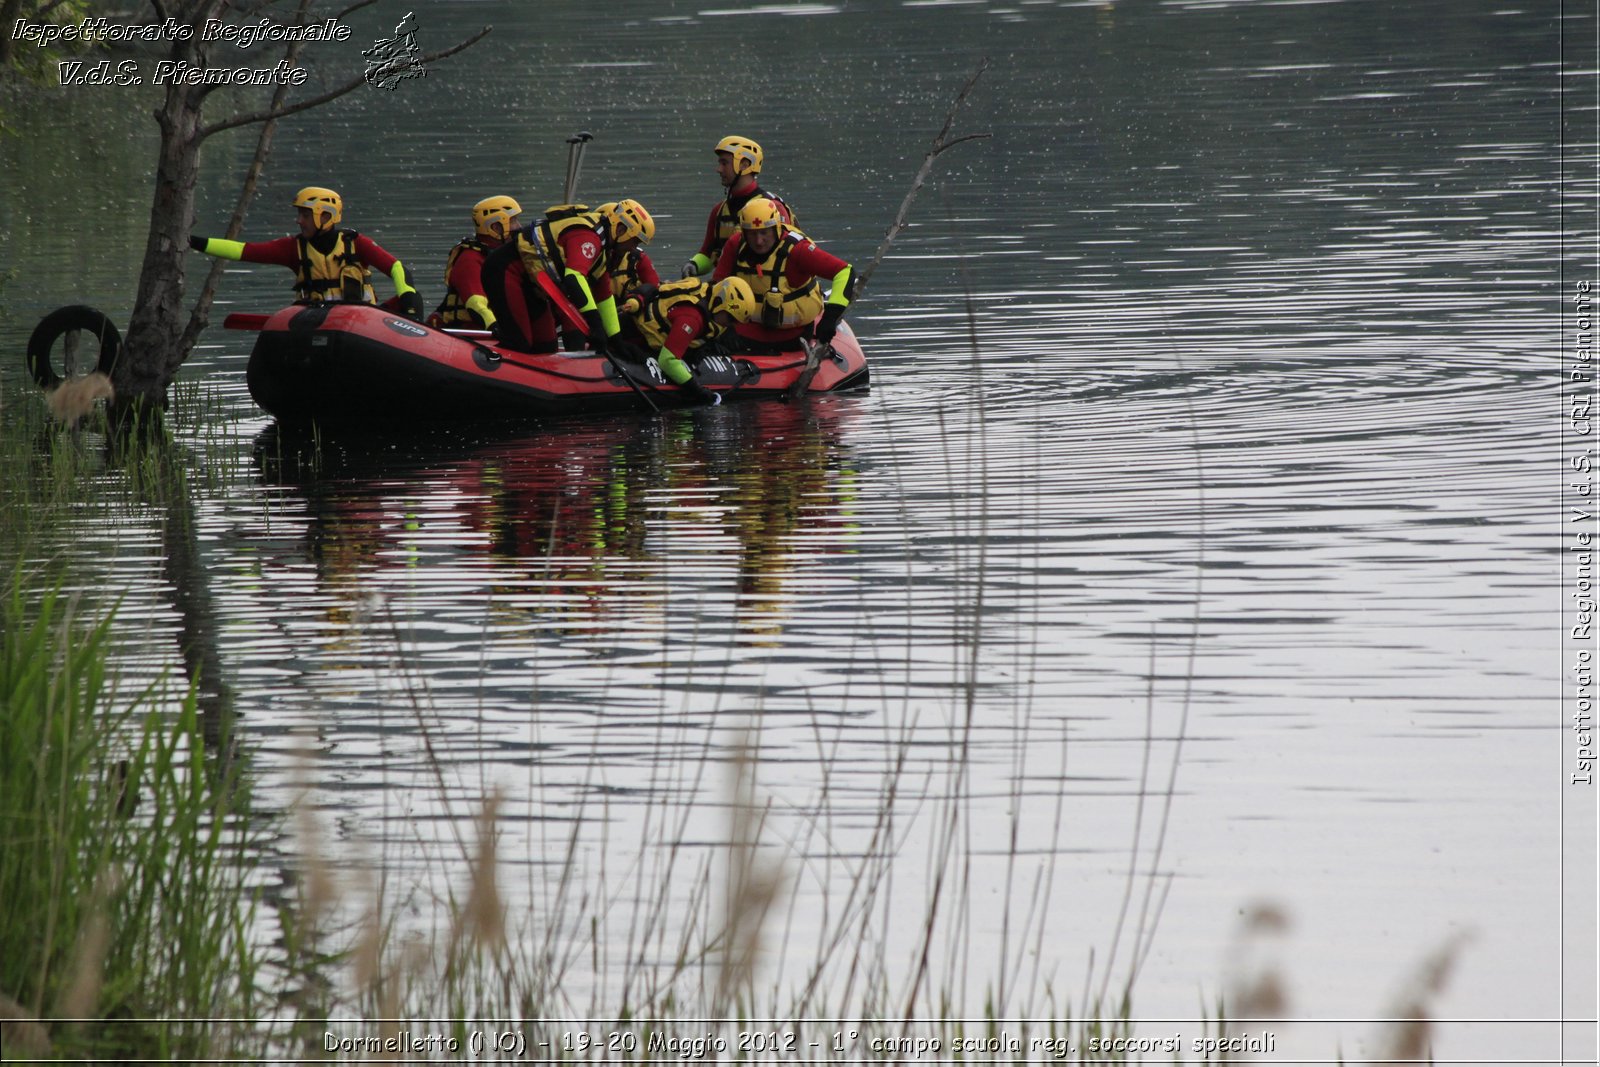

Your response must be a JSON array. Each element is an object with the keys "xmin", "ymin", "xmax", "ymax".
[{"xmin": 481, "ymin": 242, "xmax": 559, "ymax": 353}]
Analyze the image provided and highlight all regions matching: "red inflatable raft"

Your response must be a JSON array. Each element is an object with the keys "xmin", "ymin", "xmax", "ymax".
[{"xmin": 236, "ymin": 303, "xmax": 868, "ymax": 424}]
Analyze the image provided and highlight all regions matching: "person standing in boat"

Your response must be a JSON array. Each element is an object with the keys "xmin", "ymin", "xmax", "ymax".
[
  {"xmin": 430, "ymin": 195, "xmax": 522, "ymax": 330},
  {"xmin": 623, "ymin": 276, "xmax": 758, "ymax": 405},
  {"xmin": 188, "ymin": 186, "xmax": 424, "ymax": 318},
  {"xmin": 480, "ymin": 199, "xmax": 655, "ymax": 354},
  {"xmin": 679, "ymin": 136, "xmax": 796, "ymax": 280},
  {"xmin": 712, "ymin": 197, "xmax": 855, "ymax": 352}
]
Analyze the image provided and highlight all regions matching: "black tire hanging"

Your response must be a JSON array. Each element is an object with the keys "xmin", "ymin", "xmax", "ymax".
[{"xmin": 27, "ymin": 305, "xmax": 122, "ymax": 389}]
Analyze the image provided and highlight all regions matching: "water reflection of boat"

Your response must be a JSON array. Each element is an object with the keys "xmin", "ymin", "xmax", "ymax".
[
  {"xmin": 241, "ymin": 303, "xmax": 868, "ymax": 425},
  {"xmin": 252, "ymin": 401, "xmax": 860, "ymax": 636}
]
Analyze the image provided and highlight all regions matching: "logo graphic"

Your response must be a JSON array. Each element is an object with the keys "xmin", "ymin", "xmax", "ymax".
[
  {"xmin": 579, "ymin": 240, "xmax": 598, "ymax": 261},
  {"xmin": 363, "ymin": 12, "xmax": 425, "ymax": 90},
  {"xmin": 384, "ymin": 317, "xmax": 429, "ymax": 338}
]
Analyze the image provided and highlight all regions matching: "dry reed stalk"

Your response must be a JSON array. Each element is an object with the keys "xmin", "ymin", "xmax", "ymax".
[
  {"xmin": 711, "ymin": 729, "xmax": 787, "ymax": 1019},
  {"xmin": 0, "ymin": 993, "xmax": 52, "ymax": 1058},
  {"xmin": 1224, "ymin": 901, "xmax": 1292, "ymax": 1034},
  {"xmin": 292, "ymin": 767, "xmax": 338, "ymax": 930},
  {"xmin": 45, "ymin": 373, "xmax": 114, "ymax": 425},
  {"xmin": 352, "ymin": 867, "xmax": 405, "ymax": 1022},
  {"xmin": 450, "ymin": 790, "xmax": 507, "ymax": 957},
  {"xmin": 55, "ymin": 867, "xmax": 119, "ymax": 1025},
  {"xmin": 1368, "ymin": 934, "xmax": 1470, "ymax": 1067}
]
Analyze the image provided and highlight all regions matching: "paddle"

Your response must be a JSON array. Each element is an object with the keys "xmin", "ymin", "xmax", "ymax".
[
  {"xmin": 550, "ymin": 131, "xmax": 659, "ymax": 413},
  {"xmin": 786, "ymin": 58, "xmax": 991, "ymax": 400},
  {"xmin": 601, "ymin": 346, "xmax": 661, "ymax": 413},
  {"xmin": 563, "ymin": 131, "xmax": 593, "ymax": 204}
]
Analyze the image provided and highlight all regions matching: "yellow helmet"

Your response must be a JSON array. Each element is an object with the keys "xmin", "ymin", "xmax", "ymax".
[
  {"xmin": 292, "ymin": 186, "xmax": 342, "ymax": 230},
  {"xmin": 604, "ymin": 198, "xmax": 655, "ymax": 245},
  {"xmin": 708, "ymin": 277, "xmax": 757, "ymax": 323},
  {"xmin": 715, "ymin": 135, "xmax": 763, "ymax": 177},
  {"xmin": 472, "ymin": 195, "xmax": 522, "ymax": 239},
  {"xmin": 737, "ymin": 197, "xmax": 785, "ymax": 235}
]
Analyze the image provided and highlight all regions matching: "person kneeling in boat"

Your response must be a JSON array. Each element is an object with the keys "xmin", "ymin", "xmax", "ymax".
[
  {"xmin": 621, "ymin": 277, "xmax": 758, "ymax": 406},
  {"xmin": 680, "ymin": 135, "xmax": 797, "ymax": 280},
  {"xmin": 431, "ymin": 195, "xmax": 522, "ymax": 330},
  {"xmin": 188, "ymin": 186, "xmax": 423, "ymax": 319},
  {"xmin": 712, "ymin": 197, "xmax": 854, "ymax": 353},
  {"xmin": 480, "ymin": 199, "xmax": 655, "ymax": 354},
  {"xmin": 611, "ymin": 236, "xmax": 663, "ymax": 325}
]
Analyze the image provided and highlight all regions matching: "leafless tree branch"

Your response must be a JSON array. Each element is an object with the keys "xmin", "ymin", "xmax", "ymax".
[
  {"xmin": 856, "ymin": 57, "xmax": 991, "ymax": 293},
  {"xmin": 788, "ymin": 57, "xmax": 990, "ymax": 399},
  {"xmin": 197, "ymin": 24, "xmax": 491, "ymax": 140},
  {"xmin": 180, "ymin": 0, "xmax": 313, "ymax": 353}
]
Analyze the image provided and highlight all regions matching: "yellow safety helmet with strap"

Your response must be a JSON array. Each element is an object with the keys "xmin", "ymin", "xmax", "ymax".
[
  {"xmin": 737, "ymin": 197, "xmax": 785, "ymax": 236},
  {"xmin": 709, "ymin": 277, "xmax": 757, "ymax": 323},
  {"xmin": 604, "ymin": 199, "xmax": 655, "ymax": 245},
  {"xmin": 715, "ymin": 135, "xmax": 763, "ymax": 177},
  {"xmin": 293, "ymin": 186, "xmax": 343, "ymax": 230},
  {"xmin": 472, "ymin": 195, "xmax": 522, "ymax": 239}
]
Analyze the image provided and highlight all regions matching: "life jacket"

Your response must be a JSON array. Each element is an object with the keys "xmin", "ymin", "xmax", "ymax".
[
  {"xmin": 434, "ymin": 235, "xmax": 491, "ymax": 326},
  {"xmin": 731, "ymin": 231, "xmax": 826, "ymax": 330},
  {"xmin": 633, "ymin": 278, "xmax": 715, "ymax": 351},
  {"xmin": 517, "ymin": 203, "xmax": 610, "ymax": 284},
  {"xmin": 611, "ymin": 246, "xmax": 651, "ymax": 306},
  {"xmin": 294, "ymin": 229, "xmax": 374, "ymax": 303},
  {"xmin": 712, "ymin": 186, "xmax": 796, "ymax": 258}
]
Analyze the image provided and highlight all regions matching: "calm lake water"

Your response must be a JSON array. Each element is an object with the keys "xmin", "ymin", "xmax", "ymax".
[{"xmin": 2, "ymin": 0, "xmax": 1593, "ymax": 1062}]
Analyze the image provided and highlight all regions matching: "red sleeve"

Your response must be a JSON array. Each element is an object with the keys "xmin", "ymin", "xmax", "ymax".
[
  {"xmin": 634, "ymin": 250, "xmax": 661, "ymax": 288},
  {"xmin": 711, "ymin": 233, "xmax": 743, "ymax": 281},
  {"xmin": 237, "ymin": 235, "xmax": 302, "ymax": 268},
  {"xmin": 661, "ymin": 305, "xmax": 708, "ymax": 358},
  {"xmin": 559, "ymin": 227, "xmax": 601, "ymax": 276},
  {"xmin": 696, "ymin": 202, "xmax": 723, "ymax": 258},
  {"xmin": 446, "ymin": 246, "xmax": 487, "ymax": 300},
  {"xmin": 352, "ymin": 234, "xmax": 399, "ymax": 274},
  {"xmin": 559, "ymin": 226, "xmax": 612, "ymax": 300},
  {"xmin": 785, "ymin": 238, "xmax": 849, "ymax": 284}
]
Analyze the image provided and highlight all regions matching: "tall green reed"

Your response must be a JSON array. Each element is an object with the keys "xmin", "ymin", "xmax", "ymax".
[
  {"xmin": 0, "ymin": 383, "xmax": 267, "ymax": 1059},
  {"xmin": 0, "ymin": 576, "xmax": 266, "ymax": 1059}
]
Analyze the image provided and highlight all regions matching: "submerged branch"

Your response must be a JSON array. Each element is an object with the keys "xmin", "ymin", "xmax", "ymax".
[
  {"xmin": 787, "ymin": 57, "xmax": 988, "ymax": 398},
  {"xmin": 855, "ymin": 57, "xmax": 992, "ymax": 294}
]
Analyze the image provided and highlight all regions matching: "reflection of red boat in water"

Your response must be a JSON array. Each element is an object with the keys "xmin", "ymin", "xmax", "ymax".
[
  {"xmin": 241, "ymin": 303, "xmax": 868, "ymax": 425},
  {"xmin": 256, "ymin": 401, "xmax": 860, "ymax": 637}
]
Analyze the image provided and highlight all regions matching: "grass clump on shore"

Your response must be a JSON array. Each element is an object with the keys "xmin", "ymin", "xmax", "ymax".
[
  {"xmin": 0, "ymin": 576, "xmax": 266, "ymax": 1060},
  {"xmin": 0, "ymin": 381, "xmax": 268, "ymax": 1061}
]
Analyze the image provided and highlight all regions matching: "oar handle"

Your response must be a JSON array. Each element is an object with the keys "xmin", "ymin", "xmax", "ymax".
[{"xmin": 563, "ymin": 130, "xmax": 594, "ymax": 204}]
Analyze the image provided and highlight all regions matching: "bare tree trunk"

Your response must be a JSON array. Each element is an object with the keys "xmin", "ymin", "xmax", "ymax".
[
  {"xmin": 117, "ymin": 93, "xmax": 203, "ymax": 409},
  {"xmin": 108, "ymin": 5, "xmax": 490, "ymax": 416},
  {"xmin": 114, "ymin": 3, "xmax": 220, "ymax": 413}
]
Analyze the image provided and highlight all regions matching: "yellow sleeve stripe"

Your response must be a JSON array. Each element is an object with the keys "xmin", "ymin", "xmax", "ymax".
[
  {"xmin": 390, "ymin": 261, "xmax": 416, "ymax": 295},
  {"xmin": 205, "ymin": 238, "xmax": 245, "ymax": 260},
  {"xmin": 563, "ymin": 267, "xmax": 598, "ymax": 312},
  {"xmin": 827, "ymin": 264, "xmax": 853, "ymax": 307}
]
